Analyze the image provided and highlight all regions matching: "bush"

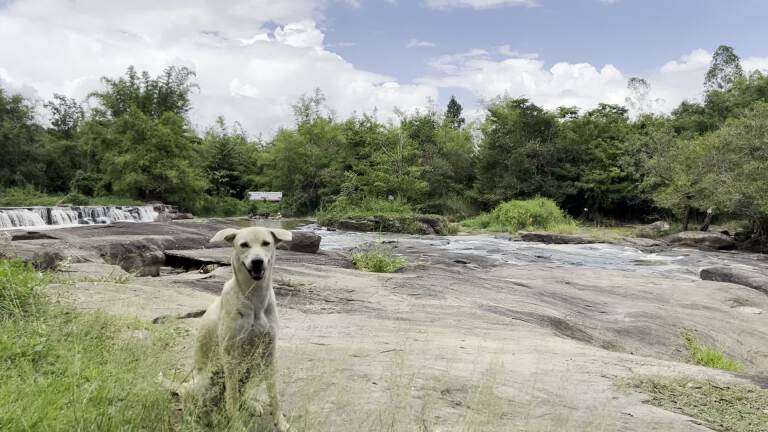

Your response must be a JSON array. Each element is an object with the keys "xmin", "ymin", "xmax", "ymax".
[
  {"xmin": 461, "ymin": 198, "xmax": 575, "ymax": 233},
  {"xmin": 249, "ymin": 201, "xmax": 281, "ymax": 217},
  {"xmin": 316, "ymin": 197, "xmax": 414, "ymax": 226},
  {"xmin": 189, "ymin": 195, "xmax": 251, "ymax": 217},
  {"xmin": 61, "ymin": 192, "xmax": 90, "ymax": 205},
  {"xmin": 0, "ymin": 187, "xmax": 63, "ymax": 207},
  {"xmin": 0, "ymin": 260, "xmax": 45, "ymax": 319},
  {"xmin": 352, "ymin": 247, "xmax": 408, "ymax": 273}
]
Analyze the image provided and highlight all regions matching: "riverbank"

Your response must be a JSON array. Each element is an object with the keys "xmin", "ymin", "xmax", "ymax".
[{"xmin": 2, "ymin": 219, "xmax": 767, "ymax": 431}]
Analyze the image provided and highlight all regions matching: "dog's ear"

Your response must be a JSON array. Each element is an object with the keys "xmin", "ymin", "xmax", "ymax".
[
  {"xmin": 270, "ymin": 228, "xmax": 293, "ymax": 244},
  {"xmin": 210, "ymin": 228, "xmax": 239, "ymax": 244}
]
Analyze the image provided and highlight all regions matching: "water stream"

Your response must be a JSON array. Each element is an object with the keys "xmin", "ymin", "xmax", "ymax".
[{"xmin": 299, "ymin": 226, "xmax": 768, "ymax": 281}]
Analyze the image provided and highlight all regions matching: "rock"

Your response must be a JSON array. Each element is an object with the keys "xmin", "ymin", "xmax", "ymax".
[
  {"xmin": 336, "ymin": 219, "xmax": 376, "ymax": 232},
  {"xmin": 11, "ymin": 231, "xmax": 57, "ymax": 241},
  {"xmin": 277, "ymin": 231, "xmax": 321, "ymax": 254},
  {"xmin": 700, "ymin": 266, "xmax": 768, "ymax": 295},
  {"xmin": 168, "ymin": 212, "xmax": 194, "ymax": 220},
  {"xmin": 0, "ymin": 232, "xmax": 10, "ymax": 257},
  {"xmin": 635, "ymin": 221, "xmax": 670, "ymax": 237},
  {"xmin": 666, "ymin": 231, "xmax": 736, "ymax": 250},
  {"xmin": 620, "ymin": 237, "xmax": 669, "ymax": 249},
  {"xmin": 518, "ymin": 231, "xmax": 602, "ymax": 245}
]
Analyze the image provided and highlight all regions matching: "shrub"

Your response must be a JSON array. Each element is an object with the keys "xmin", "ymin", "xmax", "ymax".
[
  {"xmin": 461, "ymin": 198, "xmax": 575, "ymax": 233},
  {"xmin": 352, "ymin": 248, "xmax": 408, "ymax": 273},
  {"xmin": 681, "ymin": 331, "xmax": 744, "ymax": 372},
  {"xmin": 61, "ymin": 192, "xmax": 90, "ymax": 205},
  {"xmin": 189, "ymin": 195, "xmax": 250, "ymax": 217},
  {"xmin": 0, "ymin": 187, "xmax": 63, "ymax": 207}
]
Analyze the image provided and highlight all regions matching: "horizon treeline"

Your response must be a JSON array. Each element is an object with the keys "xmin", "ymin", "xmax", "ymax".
[{"xmin": 1, "ymin": 45, "xmax": 767, "ymax": 237}]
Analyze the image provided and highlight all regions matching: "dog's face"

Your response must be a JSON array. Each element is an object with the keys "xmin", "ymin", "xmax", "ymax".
[{"xmin": 211, "ymin": 227, "xmax": 292, "ymax": 281}]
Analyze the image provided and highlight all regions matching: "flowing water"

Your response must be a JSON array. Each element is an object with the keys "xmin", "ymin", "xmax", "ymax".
[
  {"xmin": 299, "ymin": 226, "xmax": 768, "ymax": 281},
  {"xmin": 0, "ymin": 205, "xmax": 159, "ymax": 229}
]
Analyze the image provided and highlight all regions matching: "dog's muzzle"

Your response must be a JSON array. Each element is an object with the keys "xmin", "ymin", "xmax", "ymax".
[{"xmin": 246, "ymin": 258, "xmax": 266, "ymax": 280}]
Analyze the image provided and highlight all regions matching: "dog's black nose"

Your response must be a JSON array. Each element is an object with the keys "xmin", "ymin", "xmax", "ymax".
[{"xmin": 250, "ymin": 258, "xmax": 264, "ymax": 273}]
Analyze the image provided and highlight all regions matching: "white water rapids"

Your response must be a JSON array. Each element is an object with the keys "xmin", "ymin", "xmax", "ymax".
[{"xmin": 0, "ymin": 205, "xmax": 159, "ymax": 229}]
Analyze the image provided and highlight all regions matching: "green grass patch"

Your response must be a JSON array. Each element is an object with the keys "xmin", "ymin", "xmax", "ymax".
[
  {"xmin": 0, "ymin": 260, "xmax": 45, "ymax": 319},
  {"xmin": 682, "ymin": 331, "xmax": 744, "ymax": 372},
  {"xmin": 461, "ymin": 198, "xmax": 576, "ymax": 233},
  {"xmin": 628, "ymin": 377, "xmax": 768, "ymax": 432},
  {"xmin": 316, "ymin": 197, "xmax": 415, "ymax": 226},
  {"xmin": 0, "ymin": 187, "xmax": 142, "ymax": 207},
  {"xmin": 352, "ymin": 248, "xmax": 408, "ymax": 273}
]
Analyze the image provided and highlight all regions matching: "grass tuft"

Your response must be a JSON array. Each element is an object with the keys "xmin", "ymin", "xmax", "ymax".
[
  {"xmin": 681, "ymin": 331, "xmax": 744, "ymax": 372},
  {"xmin": 316, "ymin": 197, "xmax": 415, "ymax": 227},
  {"xmin": 352, "ymin": 247, "xmax": 408, "ymax": 273}
]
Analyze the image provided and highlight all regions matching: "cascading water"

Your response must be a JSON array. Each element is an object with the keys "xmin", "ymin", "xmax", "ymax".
[
  {"xmin": 0, "ymin": 209, "xmax": 48, "ymax": 229},
  {"xmin": 50, "ymin": 209, "xmax": 79, "ymax": 226},
  {"xmin": 0, "ymin": 205, "xmax": 162, "ymax": 229}
]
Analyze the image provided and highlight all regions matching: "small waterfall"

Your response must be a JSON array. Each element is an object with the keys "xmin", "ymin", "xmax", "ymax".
[
  {"xmin": 0, "ymin": 209, "xmax": 48, "ymax": 229},
  {"xmin": 51, "ymin": 209, "xmax": 79, "ymax": 226},
  {"xmin": 0, "ymin": 205, "xmax": 162, "ymax": 230},
  {"xmin": 136, "ymin": 206, "xmax": 159, "ymax": 222}
]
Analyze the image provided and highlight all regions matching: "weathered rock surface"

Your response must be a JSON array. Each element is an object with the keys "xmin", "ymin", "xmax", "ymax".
[
  {"xmin": 635, "ymin": 221, "xmax": 671, "ymax": 237},
  {"xmin": 700, "ymin": 266, "xmax": 768, "ymax": 295},
  {"xmin": 518, "ymin": 231, "xmax": 603, "ymax": 244},
  {"xmin": 620, "ymin": 236, "xmax": 669, "ymax": 250},
  {"xmin": 666, "ymin": 231, "xmax": 736, "ymax": 250},
  {"xmin": 278, "ymin": 230, "xmax": 321, "ymax": 253},
  {"xmin": 5, "ymin": 220, "xmax": 325, "ymax": 274}
]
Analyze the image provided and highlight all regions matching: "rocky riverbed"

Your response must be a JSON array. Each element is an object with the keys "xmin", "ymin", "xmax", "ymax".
[{"xmin": 3, "ymin": 218, "xmax": 768, "ymax": 431}]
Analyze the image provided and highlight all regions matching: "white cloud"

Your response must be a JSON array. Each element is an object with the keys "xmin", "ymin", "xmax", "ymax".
[
  {"xmin": 0, "ymin": 0, "xmax": 437, "ymax": 136},
  {"xmin": 407, "ymin": 39, "xmax": 436, "ymax": 48},
  {"xmin": 419, "ymin": 47, "xmax": 768, "ymax": 117},
  {"xmin": 425, "ymin": 0, "xmax": 537, "ymax": 10}
]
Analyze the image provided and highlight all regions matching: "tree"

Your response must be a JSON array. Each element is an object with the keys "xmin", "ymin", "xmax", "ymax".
[
  {"xmin": 625, "ymin": 77, "xmax": 663, "ymax": 117},
  {"xmin": 202, "ymin": 117, "xmax": 258, "ymax": 198},
  {"xmin": 89, "ymin": 65, "xmax": 198, "ymax": 120},
  {"xmin": 103, "ymin": 109, "xmax": 206, "ymax": 205},
  {"xmin": 0, "ymin": 89, "xmax": 45, "ymax": 187},
  {"xmin": 44, "ymin": 94, "xmax": 85, "ymax": 139},
  {"xmin": 475, "ymin": 97, "xmax": 559, "ymax": 208},
  {"xmin": 445, "ymin": 96, "xmax": 465, "ymax": 129},
  {"xmin": 704, "ymin": 45, "xmax": 744, "ymax": 92}
]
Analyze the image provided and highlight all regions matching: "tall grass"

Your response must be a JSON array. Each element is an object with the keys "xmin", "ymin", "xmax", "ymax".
[
  {"xmin": 0, "ymin": 187, "xmax": 142, "ymax": 207},
  {"xmin": 0, "ymin": 260, "xmax": 44, "ymax": 319},
  {"xmin": 461, "ymin": 198, "xmax": 576, "ymax": 233}
]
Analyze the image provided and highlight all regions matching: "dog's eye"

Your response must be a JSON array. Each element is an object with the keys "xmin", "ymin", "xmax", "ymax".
[
  {"xmin": 261, "ymin": 241, "xmax": 271, "ymax": 247},
  {"xmin": 239, "ymin": 242, "xmax": 250, "ymax": 249}
]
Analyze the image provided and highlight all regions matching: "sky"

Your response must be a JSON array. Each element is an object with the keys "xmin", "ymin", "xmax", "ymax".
[{"xmin": 1, "ymin": 0, "xmax": 767, "ymax": 136}]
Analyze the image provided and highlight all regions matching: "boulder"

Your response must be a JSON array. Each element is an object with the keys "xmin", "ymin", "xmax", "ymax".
[
  {"xmin": 700, "ymin": 266, "xmax": 768, "ymax": 295},
  {"xmin": 277, "ymin": 231, "xmax": 321, "ymax": 254},
  {"xmin": 518, "ymin": 231, "xmax": 602, "ymax": 245},
  {"xmin": 0, "ymin": 232, "xmax": 10, "ymax": 256},
  {"xmin": 336, "ymin": 219, "xmax": 376, "ymax": 232},
  {"xmin": 666, "ymin": 231, "xmax": 736, "ymax": 250},
  {"xmin": 635, "ymin": 221, "xmax": 671, "ymax": 237},
  {"xmin": 620, "ymin": 237, "xmax": 669, "ymax": 251}
]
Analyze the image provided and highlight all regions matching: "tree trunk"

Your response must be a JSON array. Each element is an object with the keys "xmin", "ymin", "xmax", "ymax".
[
  {"xmin": 682, "ymin": 205, "xmax": 691, "ymax": 231},
  {"xmin": 700, "ymin": 208, "xmax": 714, "ymax": 232}
]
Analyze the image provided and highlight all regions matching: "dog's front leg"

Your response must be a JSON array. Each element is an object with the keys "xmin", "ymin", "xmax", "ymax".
[{"xmin": 266, "ymin": 345, "xmax": 290, "ymax": 432}]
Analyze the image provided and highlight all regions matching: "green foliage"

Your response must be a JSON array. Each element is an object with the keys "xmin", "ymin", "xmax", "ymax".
[
  {"xmin": 190, "ymin": 195, "xmax": 251, "ymax": 217},
  {"xmin": 704, "ymin": 45, "xmax": 745, "ymax": 92},
  {"xmin": 445, "ymin": 95, "xmax": 465, "ymax": 129},
  {"xmin": 681, "ymin": 331, "xmax": 744, "ymax": 372},
  {"xmin": 0, "ymin": 188, "xmax": 141, "ymax": 207},
  {"xmin": 0, "ymin": 89, "xmax": 45, "ymax": 188},
  {"xmin": 0, "ymin": 260, "xmax": 45, "ymax": 319},
  {"xmin": 352, "ymin": 248, "xmax": 408, "ymax": 273},
  {"xmin": 629, "ymin": 377, "xmax": 768, "ymax": 432},
  {"xmin": 0, "ymin": 301, "xmax": 180, "ymax": 431},
  {"xmin": 462, "ymin": 198, "xmax": 575, "ymax": 233},
  {"xmin": 316, "ymin": 197, "xmax": 414, "ymax": 226}
]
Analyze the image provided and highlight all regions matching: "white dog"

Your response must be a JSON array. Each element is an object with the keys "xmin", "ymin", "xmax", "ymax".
[{"xmin": 186, "ymin": 226, "xmax": 293, "ymax": 431}]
